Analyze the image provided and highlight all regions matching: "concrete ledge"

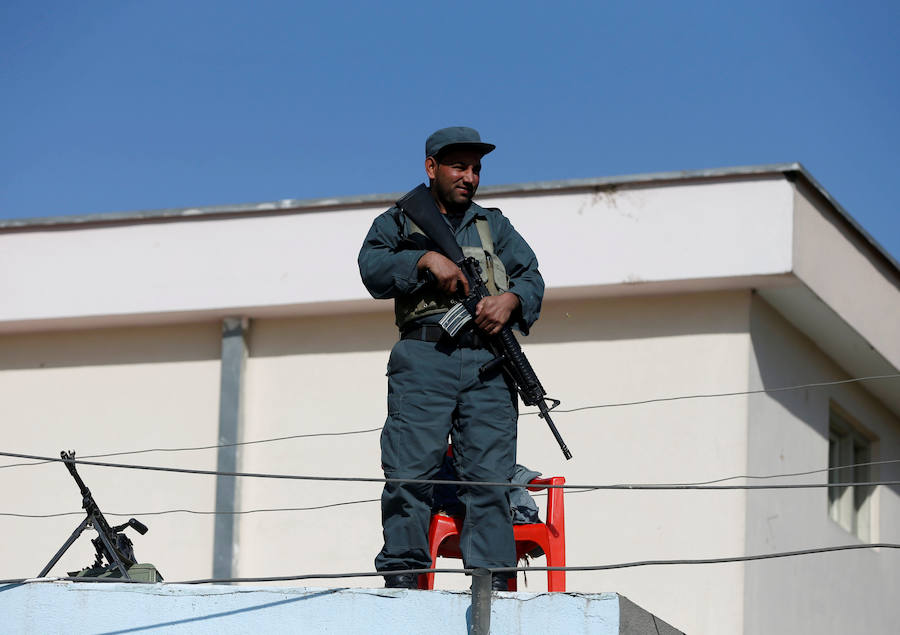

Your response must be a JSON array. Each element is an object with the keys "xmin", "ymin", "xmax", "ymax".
[{"xmin": 0, "ymin": 581, "xmax": 683, "ymax": 634}]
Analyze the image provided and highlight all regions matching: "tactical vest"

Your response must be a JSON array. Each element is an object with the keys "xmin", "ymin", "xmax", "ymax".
[{"xmin": 395, "ymin": 213, "xmax": 510, "ymax": 329}]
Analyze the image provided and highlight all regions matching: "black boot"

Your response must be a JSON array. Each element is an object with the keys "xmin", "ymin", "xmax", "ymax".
[
  {"xmin": 491, "ymin": 574, "xmax": 510, "ymax": 591},
  {"xmin": 384, "ymin": 573, "xmax": 419, "ymax": 589}
]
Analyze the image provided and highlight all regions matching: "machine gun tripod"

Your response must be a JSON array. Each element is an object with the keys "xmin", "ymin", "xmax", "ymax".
[{"xmin": 38, "ymin": 450, "xmax": 158, "ymax": 581}]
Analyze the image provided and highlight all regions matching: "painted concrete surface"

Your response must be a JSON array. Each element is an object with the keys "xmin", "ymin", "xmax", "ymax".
[
  {"xmin": 743, "ymin": 295, "xmax": 900, "ymax": 635},
  {"xmin": 1, "ymin": 169, "xmax": 898, "ymax": 634},
  {"xmin": 0, "ymin": 176, "xmax": 793, "ymax": 327},
  {"xmin": 0, "ymin": 581, "xmax": 682, "ymax": 635}
]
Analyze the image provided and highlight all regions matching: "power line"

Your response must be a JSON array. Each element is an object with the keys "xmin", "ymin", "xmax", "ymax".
[
  {"xmin": 682, "ymin": 458, "xmax": 900, "ymax": 486},
  {"xmin": 0, "ymin": 426, "xmax": 384, "ymax": 469},
  {"xmin": 3, "ymin": 374, "xmax": 896, "ymax": 471},
  {"xmin": 490, "ymin": 543, "xmax": 900, "ymax": 575},
  {"xmin": 3, "ymin": 455, "xmax": 892, "ymax": 520},
  {"xmin": 4, "ymin": 457, "xmax": 895, "ymax": 518},
  {"xmin": 0, "ymin": 498, "xmax": 381, "ymax": 519},
  {"xmin": 1, "ymin": 451, "xmax": 898, "ymax": 491},
  {"xmin": 5, "ymin": 445, "xmax": 897, "ymax": 502},
  {"xmin": 529, "ymin": 373, "xmax": 900, "ymax": 414},
  {"xmin": 3, "ymin": 543, "xmax": 896, "ymax": 586}
]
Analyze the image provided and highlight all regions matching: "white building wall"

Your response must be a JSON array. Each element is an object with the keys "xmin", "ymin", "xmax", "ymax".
[
  {"xmin": 0, "ymin": 176, "xmax": 794, "ymax": 329},
  {"xmin": 1, "ymin": 167, "xmax": 898, "ymax": 635},
  {"xmin": 0, "ymin": 323, "xmax": 222, "ymax": 582},
  {"xmin": 489, "ymin": 177, "xmax": 793, "ymax": 290},
  {"xmin": 237, "ymin": 311, "xmax": 395, "ymax": 584},
  {"xmin": 0, "ymin": 293, "xmax": 752, "ymax": 633},
  {"xmin": 234, "ymin": 291, "xmax": 752, "ymax": 634},
  {"xmin": 744, "ymin": 296, "xmax": 900, "ymax": 635},
  {"xmin": 792, "ymin": 185, "xmax": 900, "ymax": 368}
]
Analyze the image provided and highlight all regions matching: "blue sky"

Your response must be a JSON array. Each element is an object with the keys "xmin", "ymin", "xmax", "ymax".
[{"xmin": 2, "ymin": 1, "xmax": 898, "ymax": 261}]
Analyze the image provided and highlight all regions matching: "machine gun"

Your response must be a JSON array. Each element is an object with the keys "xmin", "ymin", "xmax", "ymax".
[
  {"xmin": 397, "ymin": 184, "xmax": 572, "ymax": 460},
  {"xmin": 38, "ymin": 450, "xmax": 157, "ymax": 581}
]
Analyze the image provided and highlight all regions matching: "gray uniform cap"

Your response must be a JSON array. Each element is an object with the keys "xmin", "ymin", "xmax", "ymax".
[{"xmin": 426, "ymin": 126, "xmax": 496, "ymax": 158}]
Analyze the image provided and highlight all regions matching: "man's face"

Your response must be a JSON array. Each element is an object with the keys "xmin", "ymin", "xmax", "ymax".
[{"xmin": 425, "ymin": 148, "xmax": 483, "ymax": 213}]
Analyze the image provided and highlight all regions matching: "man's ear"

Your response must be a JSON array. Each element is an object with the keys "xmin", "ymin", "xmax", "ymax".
[{"xmin": 425, "ymin": 156, "xmax": 437, "ymax": 180}]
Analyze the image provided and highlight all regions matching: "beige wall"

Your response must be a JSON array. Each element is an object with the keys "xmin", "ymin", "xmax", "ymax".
[
  {"xmin": 2, "ymin": 169, "xmax": 898, "ymax": 634},
  {"xmin": 744, "ymin": 296, "xmax": 900, "ymax": 635},
  {"xmin": 232, "ymin": 291, "xmax": 753, "ymax": 633},
  {"xmin": 792, "ymin": 184, "xmax": 900, "ymax": 369},
  {"xmin": 2, "ymin": 291, "xmax": 897, "ymax": 633},
  {"xmin": 0, "ymin": 323, "xmax": 221, "ymax": 582},
  {"xmin": 0, "ymin": 176, "xmax": 795, "ymax": 330},
  {"xmin": 237, "ymin": 311, "xmax": 396, "ymax": 584}
]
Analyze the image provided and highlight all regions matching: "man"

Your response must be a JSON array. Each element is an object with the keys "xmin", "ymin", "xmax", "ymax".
[{"xmin": 358, "ymin": 126, "xmax": 544, "ymax": 590}]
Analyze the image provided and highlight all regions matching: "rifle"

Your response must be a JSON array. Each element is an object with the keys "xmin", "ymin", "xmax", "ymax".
[
  {"xmin": 397, "ymin": 184, "xmax": 572, "ymax": 460},
  {"xmin": 38, "ymin": 450, "xmax": 152, "ymax": 580}
]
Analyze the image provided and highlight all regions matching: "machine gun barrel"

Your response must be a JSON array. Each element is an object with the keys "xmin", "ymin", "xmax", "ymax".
[{"xmin": 39, "ymin": 451, "xmax": 150, "ymax": 580}]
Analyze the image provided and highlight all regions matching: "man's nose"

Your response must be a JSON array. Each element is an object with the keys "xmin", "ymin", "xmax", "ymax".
[{"xmin": 462, "ymin": 168, "xmax": 476, "ymax": 183}]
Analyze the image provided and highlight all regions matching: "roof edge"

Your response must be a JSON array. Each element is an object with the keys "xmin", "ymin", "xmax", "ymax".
[
  {"xmin": 782, "ymin": 164, "xmax": 900, "ymax": 274},
  {"xmin": 2, "ymin": 162, "xmax": 896, "ymax": 274},
  {"xmin": 0, "ymin": 163, "xmax": 798, "ymax": 230}
]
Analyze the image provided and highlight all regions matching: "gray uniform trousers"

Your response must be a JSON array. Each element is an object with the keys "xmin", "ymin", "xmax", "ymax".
[{"xmin": 374, "ymin": 336, "xmax": 518, "ymax": 572}]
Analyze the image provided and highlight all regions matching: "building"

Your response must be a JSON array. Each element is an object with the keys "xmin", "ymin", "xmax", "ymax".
[{"xmin": 1, "ymin": 164, "xmax": 898, "ymax": 633}]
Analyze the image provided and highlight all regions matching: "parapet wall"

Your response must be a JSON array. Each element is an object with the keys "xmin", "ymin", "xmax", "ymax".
[{"xmin": 0, "ymin": 581, "xmax": 683, "ymax": 634}]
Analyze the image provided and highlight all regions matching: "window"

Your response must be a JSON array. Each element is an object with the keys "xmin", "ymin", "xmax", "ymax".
[{"xmin": 828, "ymin": 406, "xmax": 874, "ymax": 540}]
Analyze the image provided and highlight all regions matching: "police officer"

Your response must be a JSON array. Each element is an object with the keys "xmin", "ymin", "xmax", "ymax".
[{"xmin": 358, "ymin": 126, "xmax": 544, "ymax": 590}]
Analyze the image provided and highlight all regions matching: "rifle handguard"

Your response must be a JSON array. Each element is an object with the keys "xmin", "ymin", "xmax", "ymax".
[{"xmin": 396, "ymin": 184, "xmax": 572, "ymax": 460}]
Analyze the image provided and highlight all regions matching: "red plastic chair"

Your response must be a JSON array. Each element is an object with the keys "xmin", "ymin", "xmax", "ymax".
[{"xmin": 419, "ymin": 475, "xmax": 566, "ymax": 591}]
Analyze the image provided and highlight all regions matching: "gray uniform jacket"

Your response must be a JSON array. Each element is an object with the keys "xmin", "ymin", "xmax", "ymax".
[{"xmin": 358, "ymin": 199, "xmax": 544, "ymax": 333}]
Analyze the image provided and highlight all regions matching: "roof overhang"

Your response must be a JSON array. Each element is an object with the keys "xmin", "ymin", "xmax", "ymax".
[{"xmin": 1, "ymin": 164, "xmax": 897, "ymax": 413}]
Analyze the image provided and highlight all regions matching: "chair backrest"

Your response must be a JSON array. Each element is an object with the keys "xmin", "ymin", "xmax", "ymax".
[{"xmin": 527, "ymin": 476, "xmax": 565, "ymax": 535}]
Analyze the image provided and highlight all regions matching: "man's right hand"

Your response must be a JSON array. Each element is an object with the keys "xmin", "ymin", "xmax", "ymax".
[{"xmin": 417, "ymin": 251, "xmax": 470, "ymax": 297}]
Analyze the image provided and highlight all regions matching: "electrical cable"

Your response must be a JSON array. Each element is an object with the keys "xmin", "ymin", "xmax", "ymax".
[
  {"xmin": 0, "ymin": 426, "xmax": 384, "ymax": 469},
  {"xmin": 0, "ymin": 498, "xmax": 382, "ymax": 519},
  {"xmin": 674, "ymin": 458, "xmax": 900, "ymax": 485},
  {"xmin": 2, "ymin": 543, "xmax": 897, "ymax": 586},
  {"xmin": 525, "ymin": 373, "xmax": 900, "ymax": 414},
  {"xmin": 2, "ymin": 455, "xmax": 895, "ymax": 519},
  {"xmin": 1, "ymin": 450, "xmax": 898, "ymax": 491},
  {"xmin": 5, "ymin": 452, "xmax": 895, "ymax": 516},
  {"xmin": 1, "ymin": 380, "xmax": 894, "ymax": 588},
  {"xmin": 2, "ymin": 374, "xmax": 895, "ymax": 470}
]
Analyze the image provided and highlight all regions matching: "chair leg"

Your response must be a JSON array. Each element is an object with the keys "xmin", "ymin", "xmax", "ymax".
[
  {"xmin": 422, "ymin": 554, "xmax": 438, "ymax": 590},
  {"xmin": 422, "ymin": 522, "xmax": 447, "ymax": 590},
  {"xmin": 545, "ymin": 545, "xmax": 565, "ymax": 592}
]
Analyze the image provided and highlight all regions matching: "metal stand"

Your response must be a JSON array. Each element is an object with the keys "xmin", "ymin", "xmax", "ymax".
[
  {"xmin": 38, "ymin": 511, "xmax": 132, "ymax": 580},
  {"xmin": 470, "ymin": 568, "xmax": 492, "ymax": 635}
]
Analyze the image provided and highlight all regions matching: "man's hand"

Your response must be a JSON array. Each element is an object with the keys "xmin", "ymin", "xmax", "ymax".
[
  {"xmin": 475, "ymin": 292, "xmax": 520, "ymax": 335},
  {"xmin": 417, "ymin": 251, "xmax": 470, "ymax": 296}
]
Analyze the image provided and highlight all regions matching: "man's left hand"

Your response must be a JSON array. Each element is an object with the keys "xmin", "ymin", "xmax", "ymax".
[{"xmin": 474, "ymin": 292, "xmax": 520, "ymax": 336}]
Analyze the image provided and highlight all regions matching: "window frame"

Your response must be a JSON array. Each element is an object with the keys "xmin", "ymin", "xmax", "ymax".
[{"xmin": 828, "ymin": 403, "xmax": 876, "ymax": 541}]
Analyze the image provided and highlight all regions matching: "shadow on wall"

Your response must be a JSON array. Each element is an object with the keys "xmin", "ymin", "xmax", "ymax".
[
  {"xmin": 0, "ymin": 323, "xmax": 222, "ymax": 371},
  {"xmin": 0, "ymin": 290, "xmax": 751, "ymax": 369},
  {"xmin": 248, "ymin": 311, "xmax": 398, "ymax": 357},
  {"xmin": 526, "ymin": 290, "xmax": 749, "ymax": 345},
  {"xmin": 748, "ymin": 293, "xmax": 832, "ymax": 440},
  {"xmin": 747, "ymin": 292, "xmax": 900, "ymax": 444},
  {"xmin": 94, "ymin": 589, "xmax": 342, "ymax": 635},
  {"xmin": 251, "ymin": 290, "xmax": 752, "ymax": 357},
  {"xmin": 750, "ymin": 293, "xmax": 900, "ymax": 480}
]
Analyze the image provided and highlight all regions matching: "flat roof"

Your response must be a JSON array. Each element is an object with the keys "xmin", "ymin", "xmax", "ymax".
[{"xmin": 2, "ymin": 162, "xmax": 896, "ymax": 274}]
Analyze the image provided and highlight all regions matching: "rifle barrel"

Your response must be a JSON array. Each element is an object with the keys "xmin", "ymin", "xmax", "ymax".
[{"xmin": 538, "ymin": 401, "xmax": 573, "ymax": 460}]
